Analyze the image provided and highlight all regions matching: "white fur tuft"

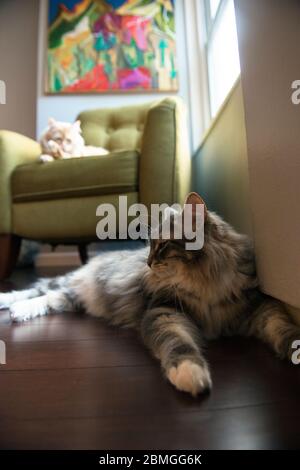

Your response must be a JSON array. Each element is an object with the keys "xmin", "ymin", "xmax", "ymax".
[{"xmin": 10, "ymin": 297, "xmax": 48, "ymax": 322}]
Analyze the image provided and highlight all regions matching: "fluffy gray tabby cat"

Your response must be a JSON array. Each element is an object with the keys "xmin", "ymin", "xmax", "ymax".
[{"xmin": 0, "ymin": 193, "xmax": 299, "ymax": 396}]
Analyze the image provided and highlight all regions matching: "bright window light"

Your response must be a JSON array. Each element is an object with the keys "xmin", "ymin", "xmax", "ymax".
[
  {"xmin": 206, "ymin": 0, "xmax": 240, "ymax": 117},
  {"xmin": 209, "ymin": 0, "xmax": 221, "ymax": 19}
]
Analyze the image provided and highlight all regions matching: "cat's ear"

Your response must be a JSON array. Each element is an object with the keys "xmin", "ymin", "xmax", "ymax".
[
  {"xmin": 48, "ymin": 117, "xmax": 56, "ymax": 127},
  {"xmin": 183, "ymin": 192, "xmax": 208, "ymax": 221},
  {"xmin": 73, "ymin": 120, "xmax": 82, "ymax": 133}
]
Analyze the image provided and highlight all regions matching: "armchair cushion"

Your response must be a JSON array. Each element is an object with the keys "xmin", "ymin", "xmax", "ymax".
[
  {"xmin": 78, "ymin": 102, "xmax": 151, "ymax": 152},
  {"xmin": 12, "ymin": 150, "xmax": 139, "ymax": 203}
]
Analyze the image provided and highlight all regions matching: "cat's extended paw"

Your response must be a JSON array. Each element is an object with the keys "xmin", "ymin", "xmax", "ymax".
[
  {"xmin": 10, "ymin": 301, "xmax": 33, "ymax": 322},
  {"xmin": 40, "ymin": 154, "xmax": 54, "ymax": 163},
  {"xmin": 10, "ymin": 298, "xmax": 47, "ymax": 322},
  {"xmin": 0, "ymin": 293, "xmax": 15, "ymax": 310},
  {"xmin": 167, "ymin": 359, "xmax": 212, "ymax": 396}
]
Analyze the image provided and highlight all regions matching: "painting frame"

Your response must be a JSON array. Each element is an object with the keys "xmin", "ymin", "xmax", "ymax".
[{"xmin": 45, "ymin": 0, "xmax": 179, "ymax": 95}]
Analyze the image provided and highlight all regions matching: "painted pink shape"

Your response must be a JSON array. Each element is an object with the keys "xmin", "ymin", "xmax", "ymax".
[
  {"xmin": 121, "ymin": 16, "xmax": 150, "ymax": 50},
  {"xmin": 119, "ymin": 67, "xmax": 151, "ymax": 89}
]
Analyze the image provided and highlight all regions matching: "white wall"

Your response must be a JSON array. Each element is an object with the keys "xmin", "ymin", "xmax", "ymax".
[
  {"xmin": 235, "ymin": 0, "xmax": 300, "ymax": 309},
  {"xmin": 37, "ymin": 0, "xmax": 191, "ymax": 141}
]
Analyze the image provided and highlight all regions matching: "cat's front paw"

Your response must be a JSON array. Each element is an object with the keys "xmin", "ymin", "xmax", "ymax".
[
  {"xmin": 167, "ymin": 359, "xmax": 212, "ymax": 396},
  {"xmin": 10, "ymin": 301, "xmax": 32, "ymax": 322},
  {"xmin": 10, "ymin": 298, "xmax": 47, "ymax": 322},
  {"xmin": 40, "ymin": 154, "xmax": 54, "ymax": 163}
]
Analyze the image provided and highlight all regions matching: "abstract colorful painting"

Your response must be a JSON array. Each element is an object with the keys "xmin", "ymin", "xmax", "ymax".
[{"xmin": 47, "ymin": 0, "xmax": 178, "ymax": 93}]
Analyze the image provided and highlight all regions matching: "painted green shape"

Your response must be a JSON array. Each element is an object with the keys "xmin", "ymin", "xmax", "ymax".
[
  {"xmin": 122, "ymin": 38, "xmax": 139, "ymax": 69},
  {"xmin": 94, "ymin": 32, "xmax": 116, "ymax": 52},
  {"xmin": 159, "ymin": 39, "xmax": 167, "ymax": 67},
  {"xmin": 136, "ymin": 44, "xmax": 144, "ymax": 67},
  {"xmin": 79, "ymin": 50, "xmax": 94, "ymax": 76},
  {"xmin": 85, "ymin": 57, "xmax": 95, "ymax": 73},
  {"xmin": 54, "ymin": 74, "xmax": 63, "ymax": 92},
  {"xmin": 144, "ymin": 50, "xmax": 154, "ymax": 68},
  {"xmin": 94, "ymin": 33, "xmax": 106, "ymax": 52},
  {"xmin": 154, "ymin": 6, "xmax": 175, "ymax": 38},
  {"xmin": 104, "ymin": 52, "xmax": 114, "ymax": 82},
  {"xmin": 170, "ymin": 51, "xmax": 177, "ymax": 79}
]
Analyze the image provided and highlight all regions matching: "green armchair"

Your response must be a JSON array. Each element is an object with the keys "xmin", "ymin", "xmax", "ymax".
[{"xmin": 0, "ymin": 97, "xmax": 191, "ymax": 279}]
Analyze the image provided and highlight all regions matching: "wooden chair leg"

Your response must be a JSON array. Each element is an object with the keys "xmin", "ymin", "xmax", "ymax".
[
  {"xmin": 0, "ymin": 235, "xmax": 21, "ymax": 280},
  {"xmin": 78, "ymin": 243, "xmax": 89, "ymax": 265}
]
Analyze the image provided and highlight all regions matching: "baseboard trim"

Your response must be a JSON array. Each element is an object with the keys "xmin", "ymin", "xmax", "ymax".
[{"xmin": 35, "ymin": 252, "xmax": 81, "ymax": 267}]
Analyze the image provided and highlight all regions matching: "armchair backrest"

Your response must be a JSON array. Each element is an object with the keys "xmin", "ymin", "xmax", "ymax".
[
  {"xmin": 77, "ymin": 102, "xmax": 151, "ymax": 152},
  {"xmin": 77, "ymin": 98, "xmax": 191, "ymax": 206}
]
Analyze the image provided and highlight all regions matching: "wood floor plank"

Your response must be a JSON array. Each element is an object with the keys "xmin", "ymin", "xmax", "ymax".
[
  {"xmin": 0, "ymin": 312, "xmax": 136, "ymax": 342},
  {"xmin": 0, "ymin": 345, "xmax": 299, "ymax": 421},
  {"xmin": 0, "ymin": 267, "xmax": 300, "ymax": 449},
  {"xmin": 1, "ymin": 402, "xmax": 299, "ymax": 450},
  {"xmin": 1, "ymin": 337, "xmax": 153, "ymax": 370}
]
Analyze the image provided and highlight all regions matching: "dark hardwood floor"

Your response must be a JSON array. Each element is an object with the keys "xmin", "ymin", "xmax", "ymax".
[{"xmin": 0, "ymin": 266, "xmax": 300, "ymax": 450}]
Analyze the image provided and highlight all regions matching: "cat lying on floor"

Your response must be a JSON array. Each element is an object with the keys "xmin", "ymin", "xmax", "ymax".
[
  {"xmin": 40, "ymin": 118, "xmax": 108, "ymax": 162},
  {"xmin": 0, "ymin": 192, "xmax": 299, "ymax": 396}
]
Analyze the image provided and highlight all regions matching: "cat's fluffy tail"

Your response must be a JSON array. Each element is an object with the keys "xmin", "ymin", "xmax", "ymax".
[{"xmin": 0, "ymin": 274, "xmax": 71, "ymax": 311}]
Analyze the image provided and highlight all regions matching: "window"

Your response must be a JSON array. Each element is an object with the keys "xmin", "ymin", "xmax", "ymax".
[
  {"xmin": 204, "ymin": 0, "xmax": 240, "ymax": 118},
  {"xmin": 209, "ymin": 0, "xmax": 221, "ymax": 19}
]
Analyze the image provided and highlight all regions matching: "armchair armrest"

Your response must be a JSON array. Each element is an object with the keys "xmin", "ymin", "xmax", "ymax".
[
  {"xmin": 139, "ymin": 97, "xmax": 191, "ymax": 208},
  {"xmin": 0, "ymin": 130, "xmax": 41, "ymax": 233}
]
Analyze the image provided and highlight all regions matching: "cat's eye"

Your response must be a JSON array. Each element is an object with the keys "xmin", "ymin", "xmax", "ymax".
[
  {"xmin": 66, "ymin": 138, "xmax": 72, "ymax": 144},
  {"xmin": 55, "ymin": 137, "xmax": 62, "ymax": 144}
]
